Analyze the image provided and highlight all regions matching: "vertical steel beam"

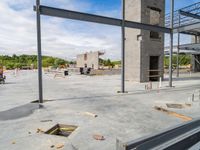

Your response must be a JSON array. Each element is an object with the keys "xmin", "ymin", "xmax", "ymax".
[
  {"xmin": 121, "ymin": 0, "xmax": 125, "ymax": 93},
  {"xmin": 177, "ymin": 14, "xmax": 180, "ymax": 78},
  {"xmin": 36, "ymin": 0, "xmax": 44, "ymax": 105},
  {"xmin": 169, "ymin": 0, "xmax": 174, "ymax": 87}
]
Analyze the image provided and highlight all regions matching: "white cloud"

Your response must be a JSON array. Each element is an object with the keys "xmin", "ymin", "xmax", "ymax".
[
  {"xmin": 0, "ymin": 0, "xmax": 196, "ymax": 61},
  {"xmin": 0, "ymin": 0, "xmax": 121, "ymax": 60}
]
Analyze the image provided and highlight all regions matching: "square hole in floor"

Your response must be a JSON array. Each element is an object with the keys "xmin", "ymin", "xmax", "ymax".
[{"xmin": 45, "ymin": 124, "xmax": 78, "ymax": 137}]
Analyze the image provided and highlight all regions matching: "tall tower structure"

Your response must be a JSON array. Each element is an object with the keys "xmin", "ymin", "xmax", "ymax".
[{"xmin": 125, "ymin": 0, "xmax": 165, "ymax": 82}]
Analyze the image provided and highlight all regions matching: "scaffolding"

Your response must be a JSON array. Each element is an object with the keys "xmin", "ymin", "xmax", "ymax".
[
  {"xmin": 166, "ymin": 2, "xmax": 200, "ymax": 29},
  {"xmin": 166, "ymin": 2, "xmax": 200, "ymax": 77}
]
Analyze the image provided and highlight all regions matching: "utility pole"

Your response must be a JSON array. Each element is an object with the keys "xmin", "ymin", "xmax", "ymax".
[{"xmin": 177, "ymin": 13, "xmax": 180, "ymax": 78}]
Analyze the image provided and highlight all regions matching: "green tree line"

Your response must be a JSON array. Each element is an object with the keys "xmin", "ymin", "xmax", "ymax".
[
  {"xmin": 0, "ymin": 54, "xmax": 70, "ymax": 69},
  {"xmin": 100, "ymin": 55, "xmax": 191, "ymax": 68},
  {"xmin": 164, "ymin": 55, "xmax": 191, "ymax": 68},
  {"xmin": 99, "ymin": 58, "xmax": 121, "ymax": 68},
  {"xmin": 0, "ymin": 54, "xmax": 191, "ymax": 70}
]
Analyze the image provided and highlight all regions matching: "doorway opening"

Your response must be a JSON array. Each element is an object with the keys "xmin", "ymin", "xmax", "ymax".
[{"xmin": 149, "ymin": 56, "xmax": 159, "ymax": 81}]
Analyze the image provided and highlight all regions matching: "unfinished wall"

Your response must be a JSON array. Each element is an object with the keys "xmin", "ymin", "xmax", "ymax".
[
  {"xmin": 125, "ymin": 0, "xmax": 165, "ymax": 82},
  {"xmin": 76, "ymin": 51, "xmax": 101, "ymax": 69},
  {"xmin": 192, "ymin": 35, "xmax": 200, "ymax": 72}
]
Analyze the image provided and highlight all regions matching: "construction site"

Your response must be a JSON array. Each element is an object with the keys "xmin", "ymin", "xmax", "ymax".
[{"xmin": 0, "ymin": 0, "xmax": 200, "ymax": 150}]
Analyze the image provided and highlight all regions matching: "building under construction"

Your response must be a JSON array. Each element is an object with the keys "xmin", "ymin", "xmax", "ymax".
[
  {"xmin": 1, "ymin": 0, "xmax": 200, "ymax": 150},
  {"xmin": 76, "ymin": 51, "xmax": 104, "ymax": 70}
]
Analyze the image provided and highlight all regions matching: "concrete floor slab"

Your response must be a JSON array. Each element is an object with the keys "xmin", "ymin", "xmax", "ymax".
[{"xmin": 0, "ymin": 70, "xmax": 200, "ymax": 150}]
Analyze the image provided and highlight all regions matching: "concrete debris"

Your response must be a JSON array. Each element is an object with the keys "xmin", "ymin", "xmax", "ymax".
[
  {"xmin": 84, "ymin": 112, "xmax": 98, "ymax": 118},
  {"xmin": 93, "ymin": 134, "xmax": 105, "ymax": 141},
  {"xmin": 56, "ymin": 144, "xmax": 64, "ymax": 149},
  {"xmin": 71, "ymin": 144, "xmax": 79, "ymax": 150},
  {"xmin": 11, "ymin": 141, "xmax": 16, "ymax": 144},
  {"xmin": 54, "ymin": 72, "xmax": 65, "ymax": 79},
  {"xmin": 40, "ymin": 119, "xmax": 53, "ymax": 122},
  {"xmin": 36, "ymin": 128, "xmax": 45, "ymax": 133}
]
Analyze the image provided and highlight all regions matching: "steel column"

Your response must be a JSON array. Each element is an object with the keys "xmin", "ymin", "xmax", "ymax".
[
  {"xmin": 36, "ymin": 0, "xmax": 43, "ymax": 105},
  {"xmin": 177, "ymin": 14, "xmax": 180, "ymax": 78},
  {"xmin": 169, "ymin": 0, "xmax": 174, "ymax": 87},
  {"xmin": 121, "ymin": 0, "xmax": 125, "ymax": 93},
  {"xmin": 194, "ymin": 57, "xmax": 200, "ymax": 65}
]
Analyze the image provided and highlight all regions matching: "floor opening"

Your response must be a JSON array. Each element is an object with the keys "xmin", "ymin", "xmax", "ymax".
[{"xmin": 45, "ymin": 124, "xmax": 78, "ymax": 137}]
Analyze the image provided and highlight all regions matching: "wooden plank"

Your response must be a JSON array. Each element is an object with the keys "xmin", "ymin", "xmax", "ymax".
[{"xmin": 154, "ymin": 106, "xmax": 192, "ymax": 121}]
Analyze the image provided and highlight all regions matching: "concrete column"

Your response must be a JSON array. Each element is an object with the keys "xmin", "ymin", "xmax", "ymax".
[
  {"xmin": 191, "ymin": 35, "xmax": 200, "ymax": 72},
  {"xmin": 125, "ymin": 0, "xmax": 165, "ymax": 82}
]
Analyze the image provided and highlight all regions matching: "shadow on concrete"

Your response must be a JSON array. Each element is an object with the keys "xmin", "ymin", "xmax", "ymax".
[
  {"xmin": 0, "ymin": 103, "xmax": 39, "ymax": 121},
  {"xmin": 1, "ymin": 82, "xmax": 17, "ymax": 85},
  {"xmin": 48, "ymin": 91, "xmax": 146, "ymax": 102}
]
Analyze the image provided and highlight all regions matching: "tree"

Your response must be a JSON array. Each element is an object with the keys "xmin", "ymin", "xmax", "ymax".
[
  {"xmin": 0, "ymin": 54, "xmax": 68, "ymax": 69},
  {"xmin": 54, "ymin": 58, "xmax": 66, "ymax": 67}
]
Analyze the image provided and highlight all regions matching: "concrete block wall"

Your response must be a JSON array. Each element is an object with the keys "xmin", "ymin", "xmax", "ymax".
[
  {"xmin": 76, "ymin": 51, "xmax": 100, "ymax": 69},
  {"xmin": 125, "ymin": 0, "xmax": 165, "ymax": 82}
]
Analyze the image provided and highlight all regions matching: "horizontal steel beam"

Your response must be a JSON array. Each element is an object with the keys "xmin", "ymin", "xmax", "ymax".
[
  {"xmin": 116, "ymin": 118, "xmax": 200, "ymax": 150},
  {"xmin": 174, "ymin": 22, "xmax": 200, "ymax": 33},
  {"xmin": 181, "ymin": 31, "xmax": 200, "ymax": 36},
  {"xmin": 179, "ymin": 10, "xmax": 200, "ymax": 20},
  {"xmin": 34, "ymin": 5, "xmax": 171, "ymax": 33},
  {"xmin": 165, "ymin": 43, "xmax": 200, "ymax": 51}
]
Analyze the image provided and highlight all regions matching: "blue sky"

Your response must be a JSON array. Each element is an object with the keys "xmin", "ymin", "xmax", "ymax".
[{"xmin": 0, "ymin": 0, "xmax": 199, "ymax": 60}]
